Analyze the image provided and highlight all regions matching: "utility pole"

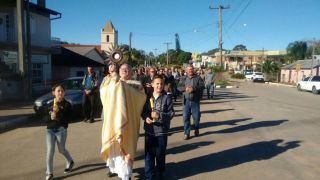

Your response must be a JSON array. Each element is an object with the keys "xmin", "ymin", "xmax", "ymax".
[
  {"xmin": 17, "ymin": 0, "xmax": 28, "ymax": 99},
  {"xmin": 128, "ymin": 32, "xmax": 132, "ymax": 65},
  {"xmin": 210, "ymin": 4, "xmax": 230, "ymax": 68},
  {"xmin": 163, "ymin": 42, "xmax": 171, "ymax": 65},
  {"xmin": 261, "ymin": 48, "xmax": 264, "ymax": 72},
  {"xmin": 153, "ymin": 48, "xmax": 158, "ymax": 65},
  {"xmin": 311, "ymin": 38, "xmax": 315, "ymax": 76}
]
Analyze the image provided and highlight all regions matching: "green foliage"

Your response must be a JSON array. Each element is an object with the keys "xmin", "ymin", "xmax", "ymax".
[
  {"xmin": 233, "ymin": 44, "xmax": 247, "ymax": 51},
  {"xmin": 211, "ymin": 66, "xmax": 224, "ymax": 73},
  {"xmin": 177, "ymin": 51, "xmax": 191, "ymax": 64},
  {"xmin": 231, "ymin": 73, "xmax": 245, "ymax": 79},
  {"xmin": 262, "ymin": 60, "xmax": 281, "ymax": 82},
  {"xmin": 286, "ymin": 41, "xmax": 307, "ymax": 62},
  {"xmin": 203, "ymin": 48, "xmax": 220, "ymax": 55},
  {"xmin": 306, "ymin": 41, "xmax": 320, "ymax": 58},
  {"xmin": 157, "ymin": 49, "xmax": 192, "ymax": 66},
  {"xmin": 262, "ymin": 60, "xmax": 280, "ymax": 74}
]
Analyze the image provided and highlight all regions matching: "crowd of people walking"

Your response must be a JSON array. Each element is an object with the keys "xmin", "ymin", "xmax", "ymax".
[{"xmin": 44, "ymin": 64, "xmax": 216, "ymax": 180}]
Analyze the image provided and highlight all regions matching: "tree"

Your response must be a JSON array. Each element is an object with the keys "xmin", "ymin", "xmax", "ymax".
[
  {"xmin": 306, "ymin": 40, "xmax": 320, "ymax": 58},
  {"xmin": 177, "ymin": 51, "xmax": 191, "ymax": 65},
  {"xmin": 262, "ymin": 60, "xmax": 281, "ymax": 82},
  {"xmin": 233, "ymin": 44, "xmax": 247, "ymax": 51},
  {"xmin": 203, "ymin": 48, "xmax": 220, "ymax": 55},
  {"xmin": 286, "ymin": 41, "xmax": 307, "ymax": 62}
]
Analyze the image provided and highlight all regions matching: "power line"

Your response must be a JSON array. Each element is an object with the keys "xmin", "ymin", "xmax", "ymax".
[{"xmin": 224, "ymin": 0, "xmax": 252, "ymax": 36}]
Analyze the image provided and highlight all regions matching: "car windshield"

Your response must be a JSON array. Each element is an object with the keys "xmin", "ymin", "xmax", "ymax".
[
  {"xmin": 303, "ymin": 77, "xmax": 310, "ymax": 81},
  {"xmin": 62, "ymin": 79, "xmax": 83, "ymax": 90},
  {"xmin": 255, "ymin": 73, "xmax": 263, "ymax": 75}
]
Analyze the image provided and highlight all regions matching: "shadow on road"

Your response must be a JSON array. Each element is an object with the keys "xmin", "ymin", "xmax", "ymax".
[
  {"xmin": 55, "ymin": 163, "xmax": 106, "ymax": 180},
  {"xmin": 212, "ymin": 91, "xmax": 256, "ymax": 101},
  {"xmin": 174, "ymin": 108, "xmax": 234, "ymax": 118},
  {"xmin": 200, "ymin": 119, "xmax": 288, "ymax": 137},
  {"xmin": 134, "ymin": 139, "xmax": 301, "ymax": 180},
  {"xmin": 135, "ymin": 141, "xmax": 215, "ymax": 161},
  {"xmin": 168, "ymin": 118, "xmax": 252, "ymax": 135}
]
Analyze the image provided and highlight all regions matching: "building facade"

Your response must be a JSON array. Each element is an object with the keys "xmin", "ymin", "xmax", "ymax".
[
  {"xmin": 0, "ymin": 0, "xmax": 60, "ymax": 100},
  {"xmin": 281, "ymin": 59, "xmax": 320, "ymax": 84}
]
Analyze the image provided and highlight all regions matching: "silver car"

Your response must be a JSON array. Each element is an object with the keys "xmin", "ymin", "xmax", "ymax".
[{"xmin": 33, "ymin": 77, "xmax": 84, "ymax": 116}]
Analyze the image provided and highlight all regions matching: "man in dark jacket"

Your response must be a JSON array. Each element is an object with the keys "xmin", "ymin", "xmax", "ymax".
[
  {"xmin": 181, "ymin": 65, "xmax": 204, "ymax": 140},
  {"xmin": 82, "ymin": 66, "xmax": 98, "ymax": 123}
]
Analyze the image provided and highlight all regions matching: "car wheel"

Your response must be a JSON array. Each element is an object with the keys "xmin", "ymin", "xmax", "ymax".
[
  {"xmin": 297, "ymin": 84, "xmax": 302, "ymax": 91},
  {"xmin": 312, "ymin": 86, "xmax": 319, "ymax": 94}
]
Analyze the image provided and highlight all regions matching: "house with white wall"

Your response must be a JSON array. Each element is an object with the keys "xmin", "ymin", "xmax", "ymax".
[{"xmin": 0, "ymin": 0, "xmax": 60, "ymax": 100}]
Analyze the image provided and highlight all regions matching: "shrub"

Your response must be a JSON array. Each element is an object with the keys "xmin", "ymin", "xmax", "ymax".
[{"xmin": 231, "ymin": 73, "xmax": 245, "ymax": 79}]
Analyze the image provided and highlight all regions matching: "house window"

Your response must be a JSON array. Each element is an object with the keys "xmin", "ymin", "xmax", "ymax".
[
  {"xmin": 106, "ymin": 35, "xmax": 109, "ymax": 42},
  {"xmin": 32, "ymin": 63, "xmax": 43, "ymax": 84}
]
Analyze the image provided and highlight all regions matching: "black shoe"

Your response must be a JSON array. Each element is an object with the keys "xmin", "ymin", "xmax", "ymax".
[
  {"xmin": 184, "ymin": 134, "xmax": 190, "ymax": 140},
  {"xmin": 64, "ymin": 161, "xmax": 74, "ymax": 173},
  {"xmin": 45, "ymin": 174, "xmax": 53, "ymax": 180},
  {"xmin": 89, "ymin": 119, "xmax": 94, "ymax": 123},
  {"xmin": 107, "ymin": 171, "xmax": 117, "ymax": 177},
  {"xmin": 194, "ymin": 129, "xmax": 199, "ymax": 137}
]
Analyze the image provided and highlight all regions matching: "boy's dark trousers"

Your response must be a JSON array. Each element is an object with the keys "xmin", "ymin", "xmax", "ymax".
[
  {"xmin": 145, "ymin": 134, "xmax": 168, "ymax": 180},
  {"xmin": 82, "ymin": 92, "xmax": 95, "ymax": 120}
]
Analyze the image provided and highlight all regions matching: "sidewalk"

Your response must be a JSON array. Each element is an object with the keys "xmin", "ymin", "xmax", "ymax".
[
  {"xmin": 0, "ymin": 101, "xmax": 34, "ymax": 131},
  {"xmin": 264, "ymin": 82, "xmax": 296, "ymax": 88}
]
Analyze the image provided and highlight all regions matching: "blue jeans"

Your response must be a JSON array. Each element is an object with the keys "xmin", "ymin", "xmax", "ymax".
[
  {"xmin": 206, "ymin": 84, "xmax": 214, "ymax": 98},
  {"xmin": 183, "ymin": 99, "xmax": 201, "ymax": 135},
  {"xmin": 145, "ymin": 134, "xmax": 168, "ymax": 180},
  {"xmin": 46, "ymin": 127, "xmax": 73, "ymax": 174}
]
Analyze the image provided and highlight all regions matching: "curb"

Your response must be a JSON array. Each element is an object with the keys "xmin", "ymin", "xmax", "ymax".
[
  {"xmin": 0, "ymin": 115, "xmax": 32, "ymax": 132},
  {"xmin": 265, "ymin": 82, "xmax": 296, "ymax": 88},
  {"xmin": 215, "ymin": 85, "xmax": 238, "ymax": 89}
]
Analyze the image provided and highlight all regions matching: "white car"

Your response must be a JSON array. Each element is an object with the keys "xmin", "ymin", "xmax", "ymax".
[
  {"xmin": 245, "ymin": 72, "xmax": 264, "ymax": 82},
  {"xmin": 297, "ymin": 76, "xmax": 320, "ymax": 94},
  {"xmin": 252, "ymin": 72, "xmax": 265, "ymax": 82},
  {"xmin": 245, "ymin": 72, "xmax": 254, "ymax": 80}
]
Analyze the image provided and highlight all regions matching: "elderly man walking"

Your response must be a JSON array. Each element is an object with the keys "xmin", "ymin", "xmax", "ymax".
[{"xmin": 181, "ymin": 65, "xmax": 204, "ymax": 140}]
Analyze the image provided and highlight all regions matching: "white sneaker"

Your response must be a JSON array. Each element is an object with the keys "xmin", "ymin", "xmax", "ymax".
[{"xmin": 45, "ymin": 174, "xmax": 53, "ymax": 180}]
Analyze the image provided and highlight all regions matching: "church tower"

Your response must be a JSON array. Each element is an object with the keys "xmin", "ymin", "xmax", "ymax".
[{"xmin": 101, "ymin": 20, "xmax": 118, "ymax": 52}]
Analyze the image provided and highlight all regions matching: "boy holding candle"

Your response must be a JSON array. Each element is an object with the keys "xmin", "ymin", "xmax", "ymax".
[{"xmin": 142, "ymin": 75, "xmax": 174, "ymax": 180}]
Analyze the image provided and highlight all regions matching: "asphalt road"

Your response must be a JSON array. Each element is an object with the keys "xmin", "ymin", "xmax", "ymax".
[{"xmin": 0, "ymin": 82, "xmax": 319, "ymax": 180}]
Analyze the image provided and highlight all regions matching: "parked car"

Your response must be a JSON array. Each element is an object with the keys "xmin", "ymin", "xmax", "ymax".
[
  {"xmin": 245, "ymin": 72, "xmax": 264, "ymax": 82},
  {"xmin": 234, "ymin": 69, "xmax": 242, "ymax": 74},
  {"xmin": 297, "ymin": 76, "xmax": 320, "ymax": 94},
  {"xmin": 252, "ymin": 72, "xmax": 265, "ymax": 82},
  {"xmin": 245, "ymin": 72, "xmax": 253, "ymax": 80},
  {"xmin": 243, "ymin": 69, "xmax": 253, "ymax": 75},
  {"xmin": 34, "ymin": 76, "xmax": 105, "ymax": 118}
]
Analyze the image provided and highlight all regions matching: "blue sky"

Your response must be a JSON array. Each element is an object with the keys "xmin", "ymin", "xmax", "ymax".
[{"xmin": 44, "ymin": 0, "xmax": 320, "ymax": 54}]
